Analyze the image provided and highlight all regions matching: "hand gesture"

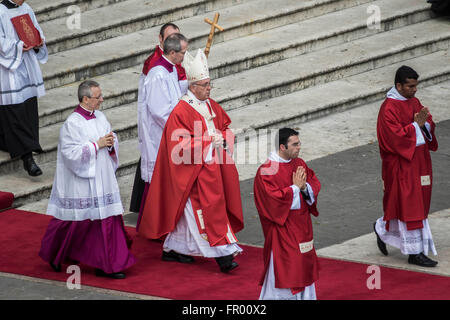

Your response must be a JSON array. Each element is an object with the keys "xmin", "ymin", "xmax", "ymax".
[
  {"xmin": 414, "ymin": 107, "xmax": 429, "ymax": 127},
  {"xmin": 292, "ymin": 166, "xmax": 307, "ymax": 191},
  {"xmin": 97, "ymin": 132, "xmax": 115, "ymax": 149}
]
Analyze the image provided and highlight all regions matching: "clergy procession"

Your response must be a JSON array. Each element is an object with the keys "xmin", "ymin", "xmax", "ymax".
[{"xmin": 1, "ymin": 0, "xmax": 449, "ymax": 301}]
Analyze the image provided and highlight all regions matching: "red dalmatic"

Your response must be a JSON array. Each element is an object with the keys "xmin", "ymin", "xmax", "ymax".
[
  {"xmin": 253, "ymin": 158, "xmax": 321, "ymax": 292},
  {"xmin": 138, "ymin": 98, "xmax": 244, "ymax": 246},
  {"xmin": 377, "ymin": 97, "xmax": 438, "ymax": 230}
]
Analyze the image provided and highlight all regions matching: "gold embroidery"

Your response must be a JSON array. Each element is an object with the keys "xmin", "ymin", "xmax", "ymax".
[{"xmin": 20, "ymin": 17, "xmax": 36, "ymax": 45}]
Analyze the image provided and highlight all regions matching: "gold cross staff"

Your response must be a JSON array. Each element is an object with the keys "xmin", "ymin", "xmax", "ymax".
[{"xmin": 204, "ymin": 13, "xmax": 224, "ymax": 58}]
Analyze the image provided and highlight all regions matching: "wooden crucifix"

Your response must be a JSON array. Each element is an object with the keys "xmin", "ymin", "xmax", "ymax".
[{"xmin": 204, "ymin": 13, "xmax": 224, "ymax": 58}]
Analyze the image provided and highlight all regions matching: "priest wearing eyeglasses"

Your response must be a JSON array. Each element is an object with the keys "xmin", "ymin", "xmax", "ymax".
[{"xmin": 39, "ymin": 80, "xmax": 136, "ymax": 279}]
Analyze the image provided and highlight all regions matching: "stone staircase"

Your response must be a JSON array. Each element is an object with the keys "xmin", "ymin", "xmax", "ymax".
[{"xmin": 1, "ymin": 0, "xmax": 449, "ymax": 212}]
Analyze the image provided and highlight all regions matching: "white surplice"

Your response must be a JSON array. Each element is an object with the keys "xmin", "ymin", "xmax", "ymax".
[
  {"xmin": 137, "ymin": 56, "xmax": 184, "ymax": 183},
  {"xmin": 47, "ymin": 110, "xmax": 124, "ymax": 221},
  {"xmin": 0, "ymin": 3, "xmax": 48, "ymax": 105}
]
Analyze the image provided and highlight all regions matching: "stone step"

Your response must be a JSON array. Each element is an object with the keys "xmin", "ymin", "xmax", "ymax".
[
  {"xmin": 41, "ymin": 0, "xmax": 245, "ymax": 54},
  {"xmin": 37, "ymin": 0, "xmax": 435, "ymax": 129},
  {"xmin": 29, "ymin": 0, "xmax": 129, "ymax": 23},
  {"xmin": 209, "ymin": 0, "xmax": 433, "ymax": 80},
  {"xmin": 40, "ymin": 0, "xmax": 374, "ymax": 89},
  {"xmin": 212, "ymin": 18, "xmax": 450, "ymax": 111},
  {"xmin": 1, "ymin": 46, "xmax": 448, "ymax": 179},
  {"xmin": 2, "ymin": 17, "xmax": 447, "ymax": 174},
  {"xmin": 228, "ymin": 48, "xmax": 450, "ymax": 137}
]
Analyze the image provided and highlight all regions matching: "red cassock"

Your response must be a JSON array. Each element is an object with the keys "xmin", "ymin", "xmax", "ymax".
[
  {"xmin": 377, "ymin": 97, "xmax": 438, "ymax": 230},
  {"xmin": 253, "ymin": 158, "xmax": 321, "ymax": 292},
  {"xmin": 138, "ymin": 98, "xmax": 244, "ymax": 246},
  {"xmin": 142, "ymin": 45, "xmax": 187, "ymax": 80}
]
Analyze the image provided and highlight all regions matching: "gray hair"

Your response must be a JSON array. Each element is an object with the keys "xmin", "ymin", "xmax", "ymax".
[
  {"xmin": 78, "ymin": 80, "xmax": 100, "ymax": 102},
  {"xmin": 163, "ymin": 33, "xmax": 189, "ymax": 55}
]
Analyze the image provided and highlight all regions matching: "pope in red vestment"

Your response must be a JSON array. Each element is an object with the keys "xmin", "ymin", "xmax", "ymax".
[
  {"xmin": 139, "ymin": 49, "xmax": 244, "ymax": 272},
  {"xmin": 254, "ymin": 128, "xmax": 321, "ymax": 299},
  {"xmin": 138, "ymin": 97, "xmax": 244, "ymax": 243}
]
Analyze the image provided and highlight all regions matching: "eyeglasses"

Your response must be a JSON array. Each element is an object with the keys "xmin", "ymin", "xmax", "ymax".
[{"xmin": 193, "ymin": 82, "xmax": 213, "ymax": 88}]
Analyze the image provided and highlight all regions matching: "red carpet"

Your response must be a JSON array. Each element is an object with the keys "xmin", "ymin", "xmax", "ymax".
[{"xmin": 1, "ymin": 209, "xmax": 450, "ymax": 300}]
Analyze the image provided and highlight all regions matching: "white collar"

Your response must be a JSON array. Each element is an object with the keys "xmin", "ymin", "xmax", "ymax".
[
  {"xmin": 386, "ymin": 86, "xmax": 408, "ymax": 101},
  {"xmin": 268, "ymin": 151, "xmax": 291, "ymax": 163}
]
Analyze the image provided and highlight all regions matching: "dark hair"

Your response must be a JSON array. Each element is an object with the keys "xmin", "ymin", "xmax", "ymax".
[
  {"xmin": 395, "ymin": 65, "xmax": 419, "ymax": 85},
  {"xmin": 276, "ymin": 128, "xmax": 299, "ymax": 149},
  {"xmin": 78, "ymin": 80, "xmax": 100, "ymax": 103},
  {"xmin": 163, "ymin": 33, "xmax": 189, "ymax": 55},
  {"xmin": 159, "ymin": 23, "xmax": 180, "ymax": 38}
]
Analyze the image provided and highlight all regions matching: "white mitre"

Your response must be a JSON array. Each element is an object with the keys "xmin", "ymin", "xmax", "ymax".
[{"xmin": 182, "ymin": 48, "xmax": 210, "ymax": 82}]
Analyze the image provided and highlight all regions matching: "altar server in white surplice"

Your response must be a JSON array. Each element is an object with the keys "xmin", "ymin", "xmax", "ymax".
[
  {"xmin": 39, "ymin": 80, "xmax": 136, "ymax": 279},
  {"xmin": 135, "ymin": 33, "xmax": 189, "ymax": 230},
  {"xmin": 0, "ymin": 0, "xmax": 48, "ymax": 176}
]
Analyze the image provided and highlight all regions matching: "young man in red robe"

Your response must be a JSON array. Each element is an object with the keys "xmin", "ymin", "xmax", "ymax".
[
  {"xmin": 254, "ymin": 128, "xmax": 321, "ymax": 300},
  {"xmin": 374, "ymin": 65, "xmax": 438, "ymax": 267},
  {"xmin": 138, "ymin": 49, "xmax": 244, "ymax": 273},
  {"xmin": 129, "ymin": 22, "xmax": 188, "ymax": 213}
]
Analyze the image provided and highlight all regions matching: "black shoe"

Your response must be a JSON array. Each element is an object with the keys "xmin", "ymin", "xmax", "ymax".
[
  {"xmin": 215, "ymin": 255, "xmax": 239, "ymax": 273},
  {"xmin": 49, "ymin": 262, "xmax": 61, "ymax": 272},
  {"xmin": 373, "ymin": 222, "xmax": 388, "ymax": 256},
  {"xmin": 23, "ymin": 156, "xmax": 42, "ymax": 177},
  {"xmin": 162, "ymin": 250, "xmax": 195, "ymax": 263},
  {"xmin": 408, "ymin": 253, "xmax": 438, "ymax": 267},
  {"xmin": 95, "ymin": 269, "xmax": 126, "ymax": 279}
]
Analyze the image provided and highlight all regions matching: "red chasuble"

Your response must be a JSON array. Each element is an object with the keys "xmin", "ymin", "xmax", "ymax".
[
  {"xmin": 253, "ymin": 158, "xmax": 321, "ymax": 291},
  {"xmin": 142, "ymin": 45, "xmax": 187, "ymax": 80},
  {"xmin": 138, "ymin": 98, "xmax": 244, "ymax": 246},
  {"xmin": 377, "ymin": 97, "xmax": 438, "ymax": 230}
]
